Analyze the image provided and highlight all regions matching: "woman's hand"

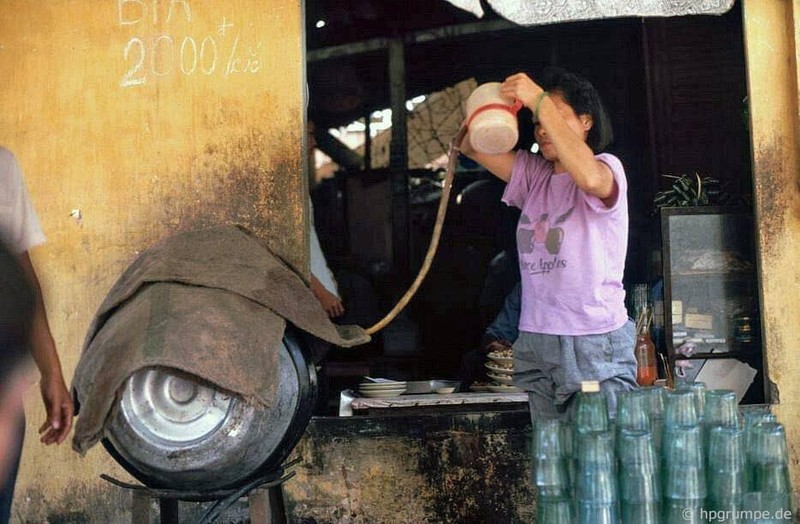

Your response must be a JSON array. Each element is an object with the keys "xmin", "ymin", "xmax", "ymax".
[{"xmin": 501, "ymin": 73, "xmax": 545, "ymax": 111}]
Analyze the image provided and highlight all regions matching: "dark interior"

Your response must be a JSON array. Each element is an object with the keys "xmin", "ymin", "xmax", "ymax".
[{"xmin": 304, "ymin": 1, "xmax": 756, "ymax": 412}]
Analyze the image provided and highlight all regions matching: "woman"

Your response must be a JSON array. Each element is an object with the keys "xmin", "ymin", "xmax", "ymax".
[{"xmin": 460, "ymin": 68, "xmax": 637, "ymax": 419}]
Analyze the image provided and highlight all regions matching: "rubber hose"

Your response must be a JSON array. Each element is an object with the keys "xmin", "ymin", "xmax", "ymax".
[{"xmin": 365, "ymin": 126, "xmax": 467, "ymax": 336}]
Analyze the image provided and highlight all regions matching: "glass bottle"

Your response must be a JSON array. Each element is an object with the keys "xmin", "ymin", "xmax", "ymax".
[{"xmin": 634, "ymin": 333, "xmax": 658, "ymax": 386}]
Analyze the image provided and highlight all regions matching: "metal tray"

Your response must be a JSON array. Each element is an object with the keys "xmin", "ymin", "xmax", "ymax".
[{"xmin": 405, "ymin": 380, "xmax": 460, "ymax": 394}]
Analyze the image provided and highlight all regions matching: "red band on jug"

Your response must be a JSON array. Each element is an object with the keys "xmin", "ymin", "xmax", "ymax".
[{"xmin": 466, "ymin": 99, "xmax": 523, "ymax": 129}]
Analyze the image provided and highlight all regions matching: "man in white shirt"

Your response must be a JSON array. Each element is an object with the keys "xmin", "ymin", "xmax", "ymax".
[
  {"xmin": 306, "ymin": 122, "xmax": 344, "ymax": 319},
  {"xmin": 0, "ymin": 146, "xmax": 74, "ymax": 523},
  {"xmin": 309, "ymin": 199, "xmax": 344, "ymax": 318}
]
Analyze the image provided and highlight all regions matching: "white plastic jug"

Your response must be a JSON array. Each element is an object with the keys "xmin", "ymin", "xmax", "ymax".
[{"xmin": 464, "ymin": 82, "xmax": 522, "ymax": 155}]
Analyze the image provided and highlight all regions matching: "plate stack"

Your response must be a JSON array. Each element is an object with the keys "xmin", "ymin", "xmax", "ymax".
[
  {"xmin": 485, "ymin": 349, "xmax": 522, "ymax": 393},
  {"xmin": 358, "ymin": 379, "xmax": 407, "ymax": 398}
]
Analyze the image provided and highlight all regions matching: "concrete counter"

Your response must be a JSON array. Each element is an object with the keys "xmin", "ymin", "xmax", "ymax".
[{"xmin": 282, "ymin": 409, "xmax": 535, "ymax": 523}]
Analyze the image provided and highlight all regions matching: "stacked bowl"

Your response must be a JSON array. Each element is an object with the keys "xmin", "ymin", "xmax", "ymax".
[{"xmin": 485, "ymin": 348, "xmax": 522, "ymax": 392}]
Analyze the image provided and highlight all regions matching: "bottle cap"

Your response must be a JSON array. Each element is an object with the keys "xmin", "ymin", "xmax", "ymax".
[{"xmin": 581, "ymin": 381, "xmax": 601, "ymax": 393}]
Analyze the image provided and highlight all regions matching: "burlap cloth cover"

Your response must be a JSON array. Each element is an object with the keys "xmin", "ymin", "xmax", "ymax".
[{"xmin": 71, "ymin": 224, "xmax": 370, "ymax": 453}]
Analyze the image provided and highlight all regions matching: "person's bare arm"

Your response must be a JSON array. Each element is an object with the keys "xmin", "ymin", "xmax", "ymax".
[
  {"xmin": 17, "ymin": 252, "xmax": 73, "ymax": 445},
  {"xmin": 501, "ymin": 73, "xmax": 617, "ymax": 205},
  {"xmin": 458, "ymin": 131, "xmax": 517, "ymax": 182},
  {"xmin": 309, "ymin": 275, "xmax": 345, "ymax": 318}
]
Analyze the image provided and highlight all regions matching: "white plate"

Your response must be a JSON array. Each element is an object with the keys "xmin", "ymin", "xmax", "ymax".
[
  {"xmin": 487, "ymin": 384, "xmax": 523, "ymax": 393},
  {"xmin": 470, "ymin": 384, "xmax": 491, "ymax": 392},
  {"xmin": 359, "ymin": 389, "xmax": 406, "ymax": 398},
  {"xmin": 358, "ymin": 382, "xmax": 407, "ymax": 390},
  {"xmin": 484, "ymin": 362, "xmax": 513, "ymax": 374},
  {"xmin": 359, "ymin": 386, "xmax": 405, "ymax": 392},
  {"xmin": 487, "ymin": 373, "xmax": 515, "ymax": 385}
]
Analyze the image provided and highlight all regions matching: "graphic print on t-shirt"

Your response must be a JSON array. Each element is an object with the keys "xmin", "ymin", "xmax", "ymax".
[{"xmin": 517, "ymin": 206, "xmax": 575, "ymax": 275}]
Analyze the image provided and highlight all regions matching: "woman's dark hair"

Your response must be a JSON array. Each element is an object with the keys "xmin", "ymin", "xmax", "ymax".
[{"xmin": 540, "ymin": 67, "xmax": 613, "ymax": 153}]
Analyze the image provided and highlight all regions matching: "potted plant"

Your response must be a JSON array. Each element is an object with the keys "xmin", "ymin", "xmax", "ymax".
[
  {"xmin": 653, "ymin": 173, "xmax": 721, "ymax": 209},
  {"xmin": 652, "ymin": 173, "xmax": 749, "ymax": 212}
]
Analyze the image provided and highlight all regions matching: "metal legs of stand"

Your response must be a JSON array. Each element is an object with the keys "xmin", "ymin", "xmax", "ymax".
[
  {"xmin": 130, "ymin": 486, "xmax": 286, "ymax": 524},
  {"xmin": 249, "ymin": 486, "xmax": 287, "ymax": 524},
  {"xmin": 130, "ymin": 493, "xmax": 179, "ymax": 524}
]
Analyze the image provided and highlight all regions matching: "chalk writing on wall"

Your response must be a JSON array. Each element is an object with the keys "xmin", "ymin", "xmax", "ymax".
[{"xmin": 118, "ymin": 0, "xmax": 262, "ymax": 88}]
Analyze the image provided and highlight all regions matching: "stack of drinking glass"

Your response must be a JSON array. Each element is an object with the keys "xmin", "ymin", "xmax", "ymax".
[
  {"xmin": 532, "ymin": 382, "xmax": 793, "ymax": 523},
  {"xmin": 532, "ymin": 418, "xmax": 573, "ymax": 521}
]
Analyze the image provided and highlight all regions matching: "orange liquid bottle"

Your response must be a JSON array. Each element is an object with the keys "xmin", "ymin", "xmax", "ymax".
[{"xmin": 634, "ymin": 333, "xmax": 658, "ymax": 386}]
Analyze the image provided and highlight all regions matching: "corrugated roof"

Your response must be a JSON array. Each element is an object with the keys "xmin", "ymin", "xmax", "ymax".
[{"xmin": 444, "ymin": 0, "xmax": 735, "ymax": 25}]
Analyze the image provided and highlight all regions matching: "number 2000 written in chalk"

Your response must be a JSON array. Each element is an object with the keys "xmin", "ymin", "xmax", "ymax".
[{"xmin": 120, "ymin": 34, "xmax": 261, "ymax": 87}]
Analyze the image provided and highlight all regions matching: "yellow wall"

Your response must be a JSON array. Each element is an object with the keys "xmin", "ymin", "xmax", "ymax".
[
  {"xmin": 0, "ymin": 0, "xmax": 305, "ymax": 520},
  {"xmin": 742, "ymin": 0, "xmax": 800, "ymax": 489}
]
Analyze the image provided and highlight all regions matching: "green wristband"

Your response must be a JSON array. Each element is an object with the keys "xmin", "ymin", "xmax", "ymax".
[{"xmin": 533, "ymin": 91, "xmax": 550, "ymax": 122}]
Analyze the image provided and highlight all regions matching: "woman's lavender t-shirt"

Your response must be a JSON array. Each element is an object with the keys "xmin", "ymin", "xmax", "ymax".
[{"xmin": 502, "ymin": 150, "xmax": 629, "ymax": 335}]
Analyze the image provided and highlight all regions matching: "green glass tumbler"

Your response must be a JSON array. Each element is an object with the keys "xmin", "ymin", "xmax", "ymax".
[
  {"xmin": 622, "ymin": 501, "xmax": 661, "ymax": 524},
  {"xmin": 618, "ymin": 430, "xmax": 658, "ymax": 472},
  {"xmin": 675, "ymin": 381, "xmax": 706, "ymax": 422},
  {"xmin": 642, "ymin": 385, "xmax": 665, "ymax": 417},
  {"xmin": 577, "ymin": 430, "xmax": 615, "ymax": 469},
  {"xmin": 747, "ymin": 422, "xmax": 791, "ymax": 494},
  {"xmin": 741, "ymin": 492, "xmax": 792, "ymax": 523},
  {"xmin": 704, "ymin": 390, "xmax": 739, "ymax": 429},
  {"xmin": 744, "ymin": 412, "xmax": 777, "ymax": 465},
  {"xmin": 536, "ymin": 497, "xmax": 574, "ymax": 524},
  {"xmin": 664, "ymin": 425, "xmax": 704, "ymax": 467},
  {"xmin": 574, "ymin": 390, "xmax": 610, "ymax": 434},
  {"xmin": 576, "ymin": 431, "xmax": 618, "ymax": 507},
  {"xmin": 707, "ymin": 426, "xmax": 746, "ymax": 472},
  {"xmin": 578, "ymin": 502, "xmax": 619, "ymax": 524},
  {"xmin": 663, "ymin": 499, "xmax": 705, "ymax": 524},
  {"xmin": 532, "ymin": 418, "xmax": 567, "ymax": 459},
  {"xmin": 751, "ymin": 463, "xmax": 792, "ymax": 494},
  {"xmin": 616, "ymin": 390, "xmax": 651, "ymax": 434},
  {"xmin": 665, "ymin": 390, "xmax": 699, "ymax": 428},
  {"xmin": 743, "ymin": 411, "xmax": 775, "ymax": 429},
  {"xmin": 533, "ymin": 456, "xmax": 571, "ymax": 500}
]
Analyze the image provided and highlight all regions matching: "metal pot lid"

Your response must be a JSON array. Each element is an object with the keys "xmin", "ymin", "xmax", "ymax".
[{"xmin": 120, "ymin": 369, "xmax": 233, "ymax": 444}]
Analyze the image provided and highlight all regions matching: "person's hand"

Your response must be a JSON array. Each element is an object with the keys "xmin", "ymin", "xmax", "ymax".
[
  {"xmin": 38, "ymin": 373, "xmax": 74, "ymax": 445},
  {"xmin": 501, "ymin": 73, "xmax": 545, "ymax": 111},
  {"xmin": 483, "ymin": 339, "xmax": 513, "ymax": 354},
  {"xmin": 311, "ymin": 285, "xmax": 345, "ymax": 318}
]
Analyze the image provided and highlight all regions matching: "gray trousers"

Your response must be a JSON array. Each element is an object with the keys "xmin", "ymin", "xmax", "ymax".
[{"xmin": 512, "ymin": 321, "xmax": 638, "ymax": 422}]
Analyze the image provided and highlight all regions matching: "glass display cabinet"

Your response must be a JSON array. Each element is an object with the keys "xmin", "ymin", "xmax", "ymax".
[{"xmin": 660, "ymin": 206, "xmax": 767, "ymax": 403}]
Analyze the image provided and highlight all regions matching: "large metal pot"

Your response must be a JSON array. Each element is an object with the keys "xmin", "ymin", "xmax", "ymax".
[{"xmin": 102, "ymin": 328, "xmax": 316, "ymax": 491}]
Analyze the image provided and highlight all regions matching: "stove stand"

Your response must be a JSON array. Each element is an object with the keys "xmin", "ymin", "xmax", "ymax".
[{"xmin": 101, "ymin": 458, "xmax": 300, "ymax": 524}]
